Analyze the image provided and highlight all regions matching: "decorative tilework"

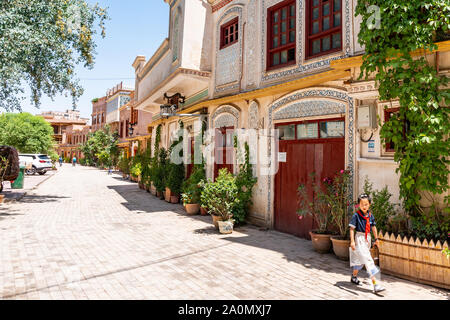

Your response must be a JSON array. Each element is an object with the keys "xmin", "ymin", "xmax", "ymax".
[
  {"xmin": 245, "ymin": 0, "xmax": 259, "ymax": 88},
  {"xmin": 215, "ymin": 5, "xmax": 243, "ymax": 93},
  {"xmin": 261, "ymin": 0, "xmax": 352, "ymax": 83},
  {"xmin": 274, "ymin": 100, "xmax": 345, "ymax": 120},
  {"xmin": 266, "ymin": 88, "xmax": 355, "ymax": 217}
]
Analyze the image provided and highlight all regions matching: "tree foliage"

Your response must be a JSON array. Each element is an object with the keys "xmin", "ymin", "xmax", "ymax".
[
  {"xmin": 0, "ymin": 112, "xmax": 55, "ymax": 154},
  {"xmin": 79, "ymin": 125, "xmax": 118, "ymax": 167},
  {"xmin": 356, "ymin": 0, "xmax": 450, "ymax": 214},
  {"xmin": 0, "ymin": 0, "xmax": 108, "ymax": 111}
]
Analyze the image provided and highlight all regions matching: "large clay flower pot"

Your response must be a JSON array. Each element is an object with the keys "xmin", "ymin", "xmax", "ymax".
[
  {"xmin": 218, "ymin": 220, "xmax": 233, "ymax": 234},
  {"xmin": 170, "ymin": 195, "xmax": 179, "ymax": 204},
  {"xmin": 309, "ymin": 231, "xmax": 333, "ymax": 254},
  {"xmin": 156, "ymin": 191, "xmax": 162, "ymax": 198},
  {"xmin": 150, "ymin": 186, "xmax": 157, "ymax": 196},
  {"xmin": 200, "ymin": 207, "xmax": 208, "ymax": 216},
  {"xmin": 165, "ymin": 187, "xmax": 171, "ymax": 202},
  {"xmin": 0, "ymin": 194, "xmax": 4, "ymax": 203},
  {"xmin": 330, "ymin": 236, "xmax": 351, "ymax": 261},
  {"xmin": 212, "ymin": 215, "xmax": 223, "ymax": 229},
  {"xmin": 185, "ymin": 203, "xmax": 200, "ymax": 215}
]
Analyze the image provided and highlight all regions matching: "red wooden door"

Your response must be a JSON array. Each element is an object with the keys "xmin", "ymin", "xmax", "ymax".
[
  {"xmin": 274, "ymin": 118, "xmax": 345, "ymax": 239},
  {"xmin": 214, "ymin": 127, "xmax": 234, "ymax": 179}
]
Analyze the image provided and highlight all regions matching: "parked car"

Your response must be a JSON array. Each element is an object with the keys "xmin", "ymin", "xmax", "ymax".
[
  {"xmin": 19, "ymin": 154, "xmax": 52, "ymax": 175},
  {"xmin": 18, "ymin": 155, "xmax": 33, "ymax": 170}
]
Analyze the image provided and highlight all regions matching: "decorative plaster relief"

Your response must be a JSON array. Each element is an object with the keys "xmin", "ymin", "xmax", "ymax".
[
  {"xmin": 211, "ymin": 105, "xmax": 240, "ymax": 128},
  {"xmin": 248, "ymin": 100, "xmax": 260, "ymax": 129}
]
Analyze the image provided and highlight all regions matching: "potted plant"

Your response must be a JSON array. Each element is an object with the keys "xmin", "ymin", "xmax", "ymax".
[
  {"xmin": 297, "ymin": 172, "xmax": 334, "ymax": 253},
  {"xmin": 180, "ymin": 163, "xmax": 205, "ymax": 215},
  {"xmin": 167, "ymin": 162, "xmax": 184, "ymax": 204},
  {"xmin": 130, "ymin": 160, "xmax": 142, "ymax": 185},
  {"xmin": 180, "ymin": 191, "xmax": 199, "ymax": 214},
  {"xmin": 153, "ymin": 148, "xmax": 167, "ymax": 199},
  {"xmin": 200, "ymin": 169, "xmax": 240, "ymax": 233},
  {"xmin": 324, "ymin": 169, "xmax": 353, "ymax": 260},
  {"xmin": 200, "ymin": 206, "xmax": 208, "ymax": 216}
]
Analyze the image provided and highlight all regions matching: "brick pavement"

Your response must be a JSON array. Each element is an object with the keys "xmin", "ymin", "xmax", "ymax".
[{"xmin": 0, "ymin": 165, "xmax": 448, "ymax": 300}]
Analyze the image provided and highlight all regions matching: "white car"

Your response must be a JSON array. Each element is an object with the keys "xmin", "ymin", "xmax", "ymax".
[{"xmin": 19, "ymin": 154, "xmax": 53, "ymax": 175}]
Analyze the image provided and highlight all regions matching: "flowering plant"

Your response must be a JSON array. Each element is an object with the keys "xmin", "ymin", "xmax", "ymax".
[
  {"xmin": 297, "ymin": 172, "xmax": 332, "ymax": 234},
  {"xmin": 321, "ymin": 169, "xmax": 352, "ymax": 238}
]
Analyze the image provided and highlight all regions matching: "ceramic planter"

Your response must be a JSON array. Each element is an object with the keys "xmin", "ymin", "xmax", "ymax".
[
  {"xmin": 200, "ymin": 207, "xmax": 208, "ymax": 216},
  {"xmin": 156, "ymin": 191, "xmax": 162, "ymax": 198},
  {"xmin": 330, "ymin": 236, "xmax": 351, "ymax": 260},
  {"xmin": 309, "ymin": 231, "xmax": 333, "ymax": 254},
  {"xmin": 212, "ymin": 214, "xmax": 223, "ymax": 229},
  {"xmin": 170, "ymin": 195, "xmax": 179, "ymax": 204},
  {"xmin": 218, "ymin": 220, "xmax": 233, "ymax": 234},
  {"xmin": 150, "ymin": 185, "xmax": 157, "ymax": 196},
  {"xmin": 185, "ymin": 203, "xmax": 200, "ymax": 215},
  {"xmin": 165, "ymin": 187, "xmax": 172, "ymax": 202},
  {"xmin": 0, "ymin": 194, "xmax": 4, "ymax": 203}
]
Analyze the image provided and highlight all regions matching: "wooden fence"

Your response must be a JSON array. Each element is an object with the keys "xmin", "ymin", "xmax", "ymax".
[{"xmin": 378, "ymin": 231, "xmax": 449, "ymax": 290}]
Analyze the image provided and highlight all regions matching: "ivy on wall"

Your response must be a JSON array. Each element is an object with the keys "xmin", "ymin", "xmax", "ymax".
[{"xmin": 356, "ymin": 0, "xmax": 450, "ymax": 214}]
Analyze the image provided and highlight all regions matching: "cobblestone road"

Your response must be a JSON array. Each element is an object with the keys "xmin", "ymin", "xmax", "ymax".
[{"xmin": 0, "ymin": 165, "xmax": 448, "ymax": 300}]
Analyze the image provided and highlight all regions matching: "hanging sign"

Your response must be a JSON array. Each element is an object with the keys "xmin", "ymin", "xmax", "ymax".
[
  {"xmin": 368, "ymin": 140, "xmax": 375, "ymax": 153},
  {"xmin": 278, "ymin": 152, "xmax": 287, "ymax": 162}
]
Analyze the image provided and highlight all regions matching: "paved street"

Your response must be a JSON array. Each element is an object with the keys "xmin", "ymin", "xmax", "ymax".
[{"xmin": 0, "ymin": 164, "xmax": 448, "ymax": 300}]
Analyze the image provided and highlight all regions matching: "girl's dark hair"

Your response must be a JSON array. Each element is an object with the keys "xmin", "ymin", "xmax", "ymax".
[{"xmin": 358, "ymin": 193, "xmax": 372, "ymax": 204}]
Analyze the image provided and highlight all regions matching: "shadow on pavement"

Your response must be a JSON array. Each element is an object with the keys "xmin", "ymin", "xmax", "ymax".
[
  {"xmin": 19, "ymin": 194, "xmax": 70, "ymax": 204},
  {"xmin": 107, "ymin": 184, "xmax": 183, "ymax": 213}
]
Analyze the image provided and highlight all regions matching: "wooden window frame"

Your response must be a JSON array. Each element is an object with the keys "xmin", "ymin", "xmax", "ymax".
[
  {"xmin": 267, "ymin": 0, "xmax": 296, "ymax": 71},
  {"xmin": 220, "ymin": 17, "xmax": 239, "ymax": 50},
  {"xmin": 275, "ymin": 117, "xmax": 345, "ymax": 143},
  {"xmin": 305, "ymin": 0, "xmax": 342, "ymax": 60},
  {"xmin": 384, "ymin": 107, "xmax": 399, "ymax": 153}
]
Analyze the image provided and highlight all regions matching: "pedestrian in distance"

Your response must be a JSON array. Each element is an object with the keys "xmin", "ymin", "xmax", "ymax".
[
  {"xmin": 349, "ymin": 193, "xmax": 385, "ymax": 294},
  {"xmin": 59, "ymin": 156, "xmax": 63, "ymax": 167},
  {"xmin": 108, "ymin": 166, "xmax": 113, "ymax": 175},
  {"xmin": 72, "ymin": 156, "xmax": 77, "ymax": 167}
]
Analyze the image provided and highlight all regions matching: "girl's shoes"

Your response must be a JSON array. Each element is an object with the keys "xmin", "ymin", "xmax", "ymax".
[
  {"xmin": 373, "ymin": 284, "xmax": 385, "ymax": 293},
  {"xmin": 350, "ymin": 275, "xmax": 360, "ymax": 285}
]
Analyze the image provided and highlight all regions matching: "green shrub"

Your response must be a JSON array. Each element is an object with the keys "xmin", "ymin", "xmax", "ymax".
[
  {"xmin": 363, "ymin": 177, "xmax": 397, "ymax": 233},
  {"xmin": 233, "ymin": 140, "xmax": 257, "ymax": 225},
  {"xmin": 153, "ymin": 148, "xmax": 167, "ymax": 193},
  {"xmin": 200, "ymin": 168, "xmax": 239, "ymax": 221},
  {"xmin": 118, "ymin": 153, "xmax": 130, "ymax": 174},
  {"xmin": 182, "ymin": 163, "xmax": 206, "ymax": 204}
]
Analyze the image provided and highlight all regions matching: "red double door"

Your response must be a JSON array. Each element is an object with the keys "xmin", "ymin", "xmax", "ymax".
[
  {"xmin": 274, "ymin": 118, "xmax": 345, "ymax": 239},
  {"xmin": 214, "ymin": 127, "xmax": 234, "ymax": 179}
]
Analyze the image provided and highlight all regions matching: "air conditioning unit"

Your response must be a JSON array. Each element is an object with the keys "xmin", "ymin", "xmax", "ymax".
[{"xmin": 358, "ymin": 105, "xmax": 377, "ymax": 129}]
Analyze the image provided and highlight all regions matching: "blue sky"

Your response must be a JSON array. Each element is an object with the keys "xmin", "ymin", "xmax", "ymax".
[{"xmin": 20, "ymin": 0, "xmax": 170, "ymax": 120}]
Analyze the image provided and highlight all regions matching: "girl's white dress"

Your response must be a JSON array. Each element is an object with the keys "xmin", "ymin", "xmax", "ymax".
[{"xmin": 349, "ymin": 232, "xmax": 380, "ymax": 278}]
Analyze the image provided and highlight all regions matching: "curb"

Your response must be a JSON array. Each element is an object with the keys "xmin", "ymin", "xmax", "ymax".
[{"xmin": 2, "ymin": 171, "xmax": 58, "ymax": 204}]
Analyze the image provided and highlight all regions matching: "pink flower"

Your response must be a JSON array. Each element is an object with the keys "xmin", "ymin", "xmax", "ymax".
[
  {"xmin": 298, "ymin": 216, "xmax": 303, "ymax": 220},
  {"xmin": 340, "ymin": 170, "xmax": 344, "ymax": 173}
]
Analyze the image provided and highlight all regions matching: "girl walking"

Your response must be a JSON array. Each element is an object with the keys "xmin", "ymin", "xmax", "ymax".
[{"xmin": 349, "ymin": 193, "xmax": 385, "ymax": 293}]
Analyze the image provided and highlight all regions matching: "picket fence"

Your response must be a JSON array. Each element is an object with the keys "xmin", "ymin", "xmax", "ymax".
[{"xmin": 378, "ymin": 231, "xmax": 449, "ymax": 290}]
